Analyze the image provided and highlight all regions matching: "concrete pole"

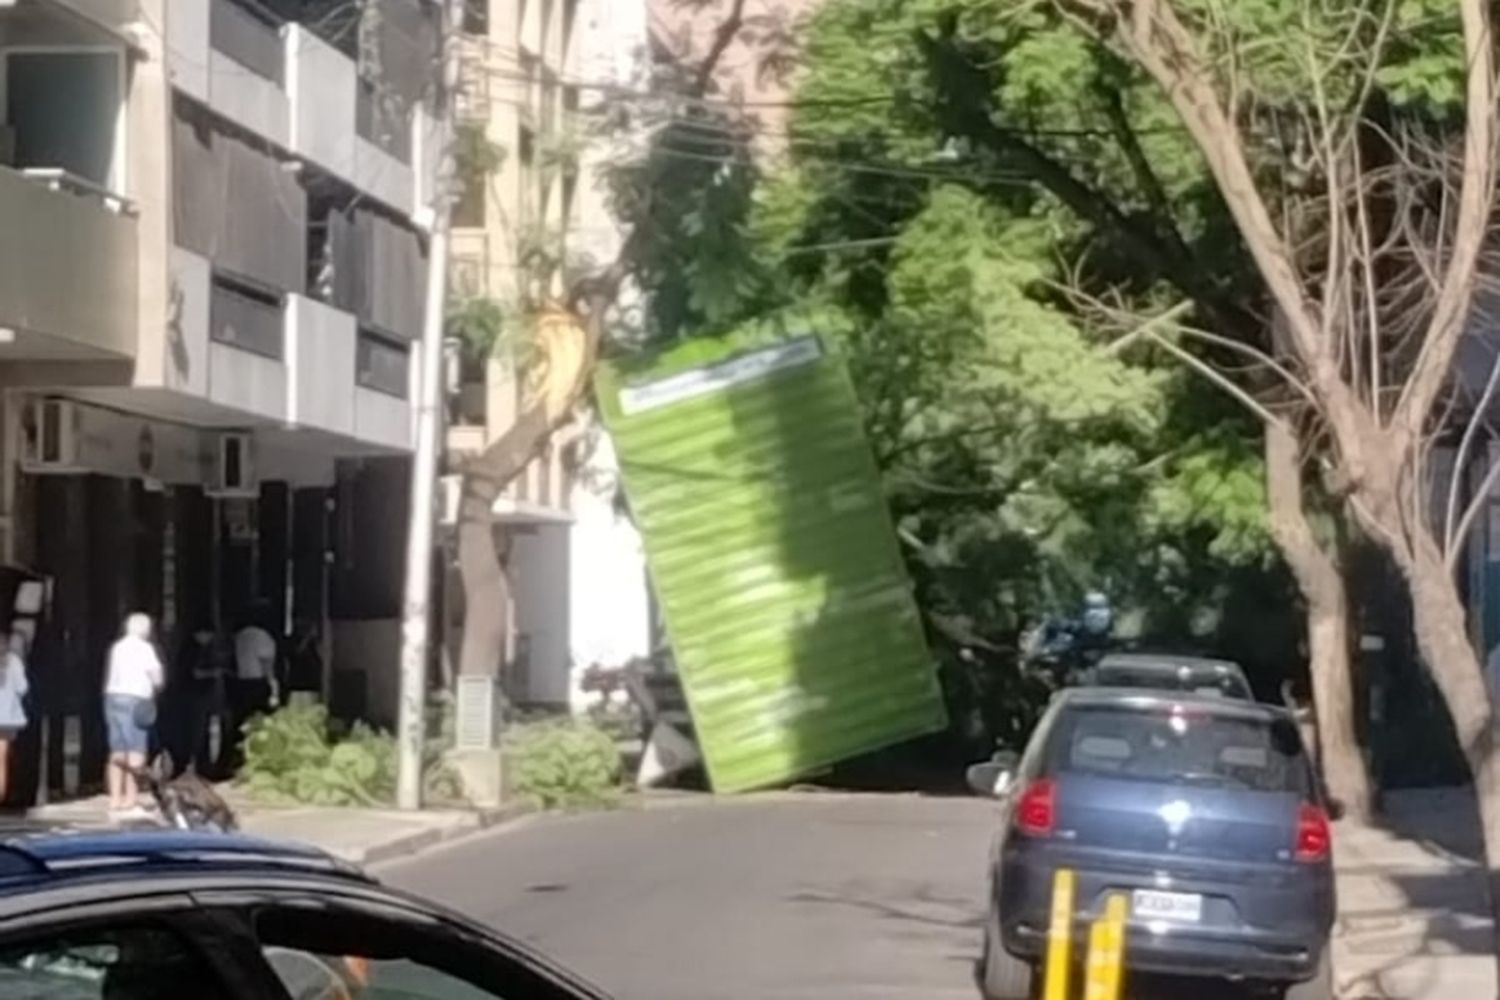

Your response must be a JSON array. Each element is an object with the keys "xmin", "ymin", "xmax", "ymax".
[{"xmin": 397, "ymin": 1, "xmax": 460, "ymax": 811}]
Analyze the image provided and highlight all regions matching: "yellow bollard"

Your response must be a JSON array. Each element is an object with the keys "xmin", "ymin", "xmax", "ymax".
[
  {"xmin": 1042, "ymin": 869, "xmax": 1075, "ymax": 1000},
  {"xmin": 1083, "ymin": 893, "xmax": 1128, "ymax": 1000}
]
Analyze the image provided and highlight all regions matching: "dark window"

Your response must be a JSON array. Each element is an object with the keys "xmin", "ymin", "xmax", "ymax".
[
  {"xmin": 518, "ymin": 127, "xmax": 536, "ymax": 220},
  {"xmin": 462, "ymin": 0, "xmax": 489, "ymax": 34},
  {"xmin": 210, "ymin": 273, "xmax": 284, "ymax": 359},
  {"xmin": 453, "ymin": 164, "xmax": 486, "ymax": 228},
  {"xmin": 561, "ymin": 170, "xmax": 577, "ymax": 225},
  {"xmin": 211, "ymin": 0, "xmax": 285, "ymax": 86},
  {"xmin": 357, "ymin": 329, "xmax": 410, "ymax": 398},
  {"xmin": 1045, "ymin": 705, "xmax": 1311, "ymax": 794},
  {"xmin": 0, "ymin": 923, "xmax": 226, "ymax": 998},
  {"xmin": 3, "ymin": 51, "xmax": 123, "ymax": 189}
]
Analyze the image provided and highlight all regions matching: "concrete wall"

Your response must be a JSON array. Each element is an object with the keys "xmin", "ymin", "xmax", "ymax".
[
  {"xmin": 285, "ymin": 24, "xmax": 356, "ymax": 179},
  {"xmin": 209, "ymin": 48, "xmax": 290, "ymax": 146},
  {"xmin": 354, "ymin": 386, "xmax": 410, "ymax": 450},
  {"xmin": 165, "ymin": 0, "xmax": 210, "ymax": 101},
  {"xmin": 285, "ymin": 294, "xmax": 356, "ymax": 436},
  {"xmin": 165, "ymin": 246, "xmax": 211, "ymax": 395},
  {"xmin": 208, "ymin": 342, "xmax": 286, "ymax": 422},
  {"xmin": 0, "ymin": 166, "xmax": 138, "ymax": 358},
  {"xmin": 353, "ymin": 137, "xmax": 414, "ymax": 216}
]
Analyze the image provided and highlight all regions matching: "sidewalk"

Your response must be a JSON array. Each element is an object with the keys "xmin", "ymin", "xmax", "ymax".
[
  {"xmin": 26, "ymin": 788, "xmax": 530, "ymax": 865},
  {"xmin": 1335, "ymin": 787, "xmax": 1494, "ymax": 998}
]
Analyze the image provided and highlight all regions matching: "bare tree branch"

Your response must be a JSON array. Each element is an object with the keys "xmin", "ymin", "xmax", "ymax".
[{"xmin": 1390, "ymin": 0, "xmax": 1497, "ymax": 446}]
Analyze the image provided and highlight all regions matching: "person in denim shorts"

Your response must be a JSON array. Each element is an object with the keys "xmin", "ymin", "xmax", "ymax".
[{"xmin": 104, "ymin": 613, "xmax": 164, "ymax": 819}]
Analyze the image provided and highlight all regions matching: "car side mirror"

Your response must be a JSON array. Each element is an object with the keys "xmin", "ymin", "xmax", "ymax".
[
  {"xmin": 967, "ymin": 751, "xmax": 1021, "ymax": 798},
  {"xmin": 966, "ymin": 762, "xmax": 1011, "ymax": 797}
]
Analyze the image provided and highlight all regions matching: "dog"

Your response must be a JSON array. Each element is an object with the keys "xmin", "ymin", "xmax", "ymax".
[{"xmin": 129, "ymin": 752, "xmax": 238, "ymax": 832}]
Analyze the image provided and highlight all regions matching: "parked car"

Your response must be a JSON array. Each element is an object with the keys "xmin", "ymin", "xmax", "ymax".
[
  {"xmin": 969, "ymin": 688, "xmax": 1335, "ymax": 1000},
  {"xmin": 1089, "ymin": 652, "xmax": 1255, "ymax": 701},
  {"xmin": 0, "ymin": 829, "xmax": 611, "ymax": 1000}
]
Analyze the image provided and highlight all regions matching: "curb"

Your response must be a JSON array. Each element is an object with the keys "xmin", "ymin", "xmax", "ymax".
[{"xmin": 361, "ymin": 801, "xmax": 536, "ymax": 867}]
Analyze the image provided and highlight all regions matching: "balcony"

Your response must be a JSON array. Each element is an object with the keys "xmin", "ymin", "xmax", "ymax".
[
  {"xmin": 0, "ymin": 166, "xmax": 137, "ymax": 359},
  {"xmin": 169, "ymin": 0, "xmax": 290, "ymax": 147}
]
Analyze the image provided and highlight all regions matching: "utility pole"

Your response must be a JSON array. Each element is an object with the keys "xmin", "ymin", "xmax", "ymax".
[{"xmin": 397, "ymin": 0, "xmax": 460, "ymax": 811}]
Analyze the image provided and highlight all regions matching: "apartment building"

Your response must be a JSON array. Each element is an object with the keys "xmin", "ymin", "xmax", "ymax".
[
  {"xmin": 0, "ymin": 0, "xmax": 440, "ymax": 798},
  {"xmin": 442, "ymin": 0, "xmax": 653, "ymax": 710}
]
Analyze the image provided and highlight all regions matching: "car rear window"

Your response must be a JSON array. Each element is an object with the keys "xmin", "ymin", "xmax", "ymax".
[
  {"xmin": 1095, "ymin": 665, "xmax": 1251, "ymax": 700},
  {"xmin": 1045, "ymin": 703, "xmax": 1310, "ymax": 794}
]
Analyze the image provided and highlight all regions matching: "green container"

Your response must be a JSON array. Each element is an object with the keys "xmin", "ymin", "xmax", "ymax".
[{"xmin": 597, "ymin": 335, "xmax": 947, "ymax": 792}]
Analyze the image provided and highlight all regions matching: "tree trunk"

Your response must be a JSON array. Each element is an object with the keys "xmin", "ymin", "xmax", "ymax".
[
  {"xmin": 456, "ymin": 496, "xmax": 509, "ymax": 678},
  {"xmin": 457, "ymin": 407, "xmax": 551, "ymax": 681},
  {"xmin": 1399, "ymin": 534, "xmax": 1500, "ymax": 974},
  {"xmin": 1264, "ymin": 425, "xmax": 1374, "ymax": 821}
]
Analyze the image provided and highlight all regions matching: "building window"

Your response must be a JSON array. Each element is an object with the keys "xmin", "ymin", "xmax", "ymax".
[
  {"xmin": 210, "ymin": 273, "xmax": 284, "ymax": 360},
  {"xmin": 211, "ymin": 0, "xmax": 286, "ymax": 86},
  {"xmin": 2, "ymin": 50, "xmax": 126, "ymax": 192},
  {"xmin": 518, "ymin": 125, "xmax": 536, "ymax": 220},
  {"xmin": 462, "ymin": 0, "xmax": 489, "ymax": 34},
  {"xmin": 561, "ymin": 169, "xmax": 577, "ymax": 226},
  {"xmin": 356, "ymin": 329, "xmax": 410, "ymax": 399}
]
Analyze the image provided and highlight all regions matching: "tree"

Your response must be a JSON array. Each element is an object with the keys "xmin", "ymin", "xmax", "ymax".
[
  {"xmin": 757, "ymin": 0, "xmax": 1496, "ymax": 820},
  {"xmin": 752, "ymin": 0, "xmax": 1324, "ymax": 773},
  {"xmin": 453, "ymin": 1, "xmax": 771, "ymax": 690},
  {"xmin": 1051, "ymin": 0, "xmax": 1500, "ymax": 961}
]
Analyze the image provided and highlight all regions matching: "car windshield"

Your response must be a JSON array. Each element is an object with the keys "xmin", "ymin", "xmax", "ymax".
[{"xmin": 1045, "ymin": 704, "xmax": 1311, "ymax": 794}]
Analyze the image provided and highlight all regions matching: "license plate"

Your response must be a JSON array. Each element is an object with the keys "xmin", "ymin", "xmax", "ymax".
[{"xmin": 1131, "ymin": 889, "xmax": 1203, "ymax": 923}]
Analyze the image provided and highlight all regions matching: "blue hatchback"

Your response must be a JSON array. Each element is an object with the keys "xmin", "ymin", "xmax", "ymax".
[
  {"xmin": 0, "ymin": 829, "xmax": 611, "ymax": 999},
  {"xmin": 970, "ymin": 688, "xmax": 1335, "ymax": 1000}
]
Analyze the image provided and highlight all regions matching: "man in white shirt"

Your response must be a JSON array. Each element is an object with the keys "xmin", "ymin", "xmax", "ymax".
[{"xmin": 232, "ymin": 608, "xmax": 281, "ymax": 747}]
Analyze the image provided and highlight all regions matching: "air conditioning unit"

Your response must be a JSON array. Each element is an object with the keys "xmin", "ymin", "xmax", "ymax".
[
  {"xmin": 207, "ymin": 432, "xmax": 258, "ymax": 497},
  {"xmin": 19, "ymin": 398, "xmax": 83, "ymax": 474}
]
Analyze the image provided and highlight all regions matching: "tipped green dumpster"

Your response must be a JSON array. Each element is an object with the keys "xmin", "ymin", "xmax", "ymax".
[{"xmin": 597, "ymin": 335, "xmax": 947, "ymax": 792}]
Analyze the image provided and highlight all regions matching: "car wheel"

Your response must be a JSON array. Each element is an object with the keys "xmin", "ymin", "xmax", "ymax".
[
  {"xmin": 979, "ymin": 911, "xmax": 1035, "ymax": 1000},
  {"xmin": 1281, "ymin": 951, "xmax": 1332, "ymax": 1000}
]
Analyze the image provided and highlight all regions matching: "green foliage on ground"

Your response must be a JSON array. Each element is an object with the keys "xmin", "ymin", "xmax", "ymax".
[
  {"xmin": 240, "ymin": 703, "xmax": 461, "ymax": 807},
  {"xmin": 505, "ymin": 719, "xmax": 624, "ymax": 810}
]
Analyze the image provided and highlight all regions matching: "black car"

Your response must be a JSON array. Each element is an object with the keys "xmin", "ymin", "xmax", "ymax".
[
  {"xmin": 0, "ymin": 829, "xmax": 609, "ymax": 999},
  {"xmin": 969, "ymin": 688, "xmax": 1335, "ymax": 1000},
  {"xmin": 1089, "ymin": 652, "xmax": 1255, "ymax": 701}
]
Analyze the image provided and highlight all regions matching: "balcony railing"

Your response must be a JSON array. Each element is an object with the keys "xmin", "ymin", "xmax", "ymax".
[
  {"xmin": 211, "ymin": 0, "xmax": 285, "ymax": 87},
  {"xmin": 19, "ymin": 168, "xmax": 134, "ymax": 216}
]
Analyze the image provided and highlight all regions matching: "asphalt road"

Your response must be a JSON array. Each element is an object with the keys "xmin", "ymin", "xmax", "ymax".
[{"xmin": 377, "ymin": 793, "xmax": 998, "ymax": 1000}]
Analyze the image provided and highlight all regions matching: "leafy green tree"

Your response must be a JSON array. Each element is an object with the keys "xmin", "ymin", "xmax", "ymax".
[{"xmin": 752, "ymin": 0, "xmax": 1420, "ymax": 814}]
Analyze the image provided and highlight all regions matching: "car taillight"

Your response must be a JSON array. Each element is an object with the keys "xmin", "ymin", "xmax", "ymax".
[
  {"xmin": 1015, "ymin": 779, "xmax": 1056, "ymax": 837},
  {"xmin": 1295, "ymin": 803, "xmax": 1331, "ymax": 862}
]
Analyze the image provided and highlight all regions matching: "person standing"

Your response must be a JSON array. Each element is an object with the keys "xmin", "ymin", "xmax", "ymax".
[
  {"xmin": 233, "ymin": 609, "xmax": 280, "ymax": 738},
  {"xmin": 180, "ymin": 625, "xmax": 231, "ymax": 778},
  {"xmin": 104, "ymin": 613, "xmax": 164, "ymax": 819},
  {"xmin": 0, "ymin": 628, "xmax": 30, "ymax": 807}
]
